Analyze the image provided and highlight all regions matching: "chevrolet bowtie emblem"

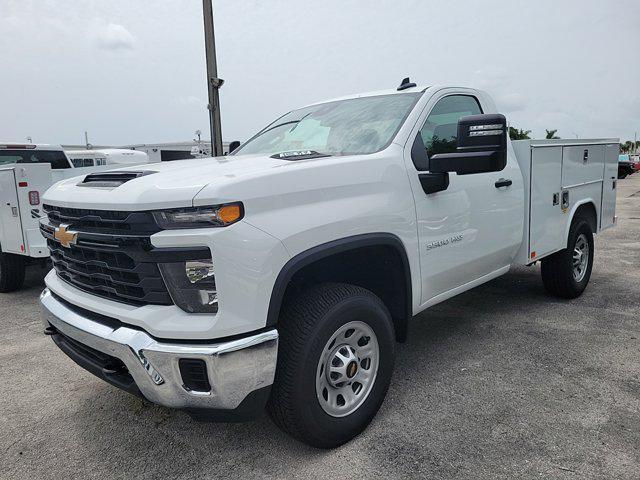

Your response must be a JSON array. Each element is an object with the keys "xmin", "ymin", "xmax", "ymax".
[{"xmin": 53, "ymin": 224, "xmax": 78, "ymax": 248}]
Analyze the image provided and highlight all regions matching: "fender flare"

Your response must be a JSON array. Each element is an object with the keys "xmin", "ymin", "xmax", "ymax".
[
  {"xmin": 564, "ymin": 199, "xmax": 598, "ymax": 244},
  {"xmin": 265, "ymin": 233, "xmax": 412, "ymax": 338}
]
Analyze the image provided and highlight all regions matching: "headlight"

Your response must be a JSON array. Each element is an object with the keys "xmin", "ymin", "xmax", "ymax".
[
  {"xmin": 159, "ymin": 259, "xmax": 218, "ymax": 313},
  {"xmin": 152, "ymin": 203, "xmax": 243, "ymax": 229}
]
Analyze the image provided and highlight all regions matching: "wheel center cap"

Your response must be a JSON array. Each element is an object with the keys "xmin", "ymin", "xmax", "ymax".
[{"xmin": 346, "ymin": 361, "xmax": 358, "ymax": 378}]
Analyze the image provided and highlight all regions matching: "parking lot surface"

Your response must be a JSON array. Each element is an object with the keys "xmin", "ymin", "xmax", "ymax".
[{"xmin": 1, "ymin": 175, "xmax": 639, "ymax": 480}]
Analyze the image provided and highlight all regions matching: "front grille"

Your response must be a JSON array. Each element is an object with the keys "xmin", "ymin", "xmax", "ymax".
[
  {"xmin": 43, "ymin": 204, "xmax": 160, "ymax": 234},
  {"xmin": 46, "ymin": 240, "xmax": 172, "ymax": 305},
  {"xmin": 41, "ymin": 205, "xmax": 173, "ymax": 306}
]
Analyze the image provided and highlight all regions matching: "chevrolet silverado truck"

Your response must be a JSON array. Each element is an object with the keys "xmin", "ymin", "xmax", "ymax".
[{"xmin": 40, "ymin": 79, "xmax": 618, "ymax": 448}]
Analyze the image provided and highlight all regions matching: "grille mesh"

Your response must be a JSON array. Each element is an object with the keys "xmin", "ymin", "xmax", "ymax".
[{"xmin": 42, "ymin": 205, "xmax": 172, "ymax": 306}]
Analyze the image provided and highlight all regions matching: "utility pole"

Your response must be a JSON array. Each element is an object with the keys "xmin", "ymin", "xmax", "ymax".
[{"xmin": 202, "ymin": 0, "xmax": 224, "ymax": 157}]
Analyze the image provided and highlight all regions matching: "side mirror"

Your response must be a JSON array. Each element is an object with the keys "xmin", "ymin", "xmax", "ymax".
[
  {"xmin": 429, "ymin": 114, "xmax": 507, "ymax": 175},
  {"xmin": 228, "ymin": 140, "xmax": 241, "ymax": 154}
]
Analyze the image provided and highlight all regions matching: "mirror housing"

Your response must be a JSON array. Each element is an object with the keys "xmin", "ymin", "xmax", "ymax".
[
  {"xmin": 228, "ymin": 140, "xmax": 241, "ymax": 154},
  {"xmin": 429, "ymin": 114, "xmax": 507, "ymax": 175}
]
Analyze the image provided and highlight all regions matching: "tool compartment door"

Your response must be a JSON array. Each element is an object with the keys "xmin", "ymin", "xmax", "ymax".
[
  {"xmin": 0, "ymin": 169, "xmax": 25, "ymax": 254},
  {"xmin": 529, "ymin": 146, "xmax": 564, "ymax": 260},
  {"xmin": 561, "ymin": 145, "xmax": 605, "ymax": 187},
  {"xmin": 14, "ymin": 163, "xmax": 52, "ymax": 257},
  {"xmin": 600, "ymin": 144, "xmax": 618, "ymax": 230}
]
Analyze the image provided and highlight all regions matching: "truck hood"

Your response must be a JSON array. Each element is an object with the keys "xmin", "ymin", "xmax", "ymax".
[{"xmin": 42, "ymin": 154, "xmax": 289, "ymax": 210}]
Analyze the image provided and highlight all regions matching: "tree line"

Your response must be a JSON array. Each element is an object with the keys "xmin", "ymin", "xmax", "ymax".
[
  {"xmin": 508, "ymin": 127, "xmax": 560, "ymax": 140},
  {"xmin": 508, "ymin": 127, "xmax": 638, "ymax": 154}
]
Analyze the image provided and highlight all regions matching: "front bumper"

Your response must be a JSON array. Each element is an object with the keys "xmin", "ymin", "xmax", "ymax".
[{"xmin": 41, "ymin": 288, "xmax": 278, "ymax": 418}]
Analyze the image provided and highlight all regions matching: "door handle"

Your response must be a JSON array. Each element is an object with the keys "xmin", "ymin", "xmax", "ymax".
[{"xmin": 495, "ymin": 178, "xmax": 512, "ymax": 188}]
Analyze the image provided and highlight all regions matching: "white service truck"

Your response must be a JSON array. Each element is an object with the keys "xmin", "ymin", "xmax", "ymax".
[
  {"xmin": 39, "ymin": 81, "xmax": 618, "ymax": 448},
  {"xmin": 0, "ymin": 144, "xmax": 118, "ymax": 291},
  {"xmin": 66, "ymin": 148, "xmax": 150, "ymax": 168}
]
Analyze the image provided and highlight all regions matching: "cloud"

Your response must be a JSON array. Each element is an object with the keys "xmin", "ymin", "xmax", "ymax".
[
  {"xmin": 95, "ymin": 23, "xmax": 135, "ymax": 51},
  {"xmin": 172, "ymin": 96, "xmax": 204, "ymax": 107},
  {"xmin": 496, "ymin": 93, "xmax": 526, "ymax": 113}
]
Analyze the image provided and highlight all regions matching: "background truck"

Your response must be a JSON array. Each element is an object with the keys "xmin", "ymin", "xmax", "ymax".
[
  {"xmin": 0, "ymin": 143, "xmax": 114, "ymax": 291},
  {"xmin": 618, "ymin": 154, "xmax": 637, "ymax": 179},
  {"xmin": 39, "ymin": 81, "xmax": 617, "ymax": 448},
  {"xmin": 65, "ymin": 148, "xmax": 150, "ymax": 168}
]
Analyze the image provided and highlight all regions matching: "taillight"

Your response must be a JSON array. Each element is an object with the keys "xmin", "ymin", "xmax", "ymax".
[{"xmin": 28, "ymin": 191, "xmax": 40, "ymax": 205}]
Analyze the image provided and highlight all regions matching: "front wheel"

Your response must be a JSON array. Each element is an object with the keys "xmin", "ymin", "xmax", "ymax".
[
  {"xmin": 267, "ymin": 283, "xmax": 396, "ymax": 448},
  {"xmin": 541, "ymin": 216, "xmax": 594, "ymax": 298}
]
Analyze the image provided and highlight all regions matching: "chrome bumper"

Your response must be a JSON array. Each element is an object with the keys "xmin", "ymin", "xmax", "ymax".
[{"xmin": 41, "ymin": 288, "xmax": 278, "ymax": 411}]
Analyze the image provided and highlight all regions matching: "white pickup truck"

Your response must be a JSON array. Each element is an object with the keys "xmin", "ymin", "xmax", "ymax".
[{"xmin": 40, "ymin": 81, "xmax": 618, "ymax": 448}]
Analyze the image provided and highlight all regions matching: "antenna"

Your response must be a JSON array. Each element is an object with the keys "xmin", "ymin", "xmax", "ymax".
[{"xmin": 397, "ymin": 77, "xmax": 417, "ymax": 91}]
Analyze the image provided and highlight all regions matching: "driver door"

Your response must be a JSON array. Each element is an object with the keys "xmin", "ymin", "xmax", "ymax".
[{"xmin": 406, "ymin": 90, "xmax": 523, "ymax": 305}]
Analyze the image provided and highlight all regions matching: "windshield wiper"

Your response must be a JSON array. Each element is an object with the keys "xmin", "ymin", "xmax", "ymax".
[
  {"xmin": 262, "ymin": 120, "xmax": 299, "ymax": 134},
  {"xmin": 262, "ymin": 113, "xmax": 312, "ymax": 135},
  {"xmin": 270, "ymin": 150, "xmax": 331, "ymax": 161}
]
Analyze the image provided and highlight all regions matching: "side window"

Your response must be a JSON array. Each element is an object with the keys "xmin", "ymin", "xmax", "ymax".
[
  {"xmin": 28, "ymin": 150, "xmax": 71, "ymax": 169},
  {"xmin": 419, "ymin": 95, "xmax": 482, "ymax": 158}
]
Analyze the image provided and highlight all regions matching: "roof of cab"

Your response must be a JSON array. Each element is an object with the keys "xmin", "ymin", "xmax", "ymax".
[
  {"xmin": 304, "ymin": 84, "xmax": 431, "ymax": 108},
  {"xmin": 301, "ymin": 83, "xmax": 491, "ymax": 110}
]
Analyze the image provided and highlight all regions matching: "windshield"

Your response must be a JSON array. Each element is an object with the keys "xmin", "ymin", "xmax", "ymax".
[
  {"xmin": 235, "ymin": 93, "xmax": 420, "ymax": 157},
  {"xmin": 0, "ymin": 149, "xmax": 71, "ymax": 169}
]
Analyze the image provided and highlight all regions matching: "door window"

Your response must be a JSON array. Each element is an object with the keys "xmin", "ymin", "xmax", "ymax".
[{"xmin": 418, "ymin": 95, "xmax": 482, "ymax": 159}]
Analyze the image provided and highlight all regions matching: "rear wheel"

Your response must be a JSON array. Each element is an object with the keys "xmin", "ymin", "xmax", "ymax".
[
  {"xmin": 541, "ymin": 216, "xmax": 594, "ymax": 298},
  {"xmin": 267, "ymin": 283, "xmax": 395, "ymax": 448},
  {"xmin": 0, "ymin": 252, "xmax": 26, "ymax": 293}
]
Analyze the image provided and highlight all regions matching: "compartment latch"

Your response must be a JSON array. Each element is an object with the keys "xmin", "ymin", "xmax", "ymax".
[{"xmin": 561, "ymin": 190, "xmax": 570, "ymax": 211}]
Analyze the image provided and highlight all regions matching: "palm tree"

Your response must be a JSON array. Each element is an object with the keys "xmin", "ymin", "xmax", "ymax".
[
  {"xmin": 625, "ymin": 141, "xmax": 634, "ymax": 153},
  {"xmin": 508, "ymin": 127, "xmax": 531, "ymax": 140},
  {"xmin": 545, "ymin": 129, "xmax": 560, "ymax": 139}
]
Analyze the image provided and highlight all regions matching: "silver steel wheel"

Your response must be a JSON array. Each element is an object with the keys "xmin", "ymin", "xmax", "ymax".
[
  {"xmin": 572, "ymin": 233, "xmax": 589, "ymax": 282},
  {"xmin": 315, "ymin": 321, "xmax": 380, "ymax": 418}
]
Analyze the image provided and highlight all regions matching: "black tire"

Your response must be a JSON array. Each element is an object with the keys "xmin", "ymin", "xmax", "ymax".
[
  {"xmin": 267, "ymin": 282, "xmax": 395, "ymax": 448},
  {"xmin": 0, "ymin": 252, "xmax": 26, "ymax": 293},
  {"xmin": 541, "ymin": 216, "xmax": 594, "ymax": 298}
]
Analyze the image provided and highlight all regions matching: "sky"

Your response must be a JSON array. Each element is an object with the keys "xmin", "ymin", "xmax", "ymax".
[{"xmin": 1, "ymin": 0, "xmax": 639, "ymax": 146}]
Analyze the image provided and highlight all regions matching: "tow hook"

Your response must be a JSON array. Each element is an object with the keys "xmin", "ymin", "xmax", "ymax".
[{"xmin": 43, "ymin": 325, "xmax": 57, "ymax": 336}]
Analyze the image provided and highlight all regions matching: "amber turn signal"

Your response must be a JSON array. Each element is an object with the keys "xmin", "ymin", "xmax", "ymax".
[{"xmin": 217, "ymin": 204, "xmax": 242, "ymax": 224}]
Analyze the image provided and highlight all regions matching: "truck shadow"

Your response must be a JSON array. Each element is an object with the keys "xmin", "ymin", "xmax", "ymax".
[
  {"xmin": 69, "ymin": 264, "xmax": 634, "ymax": 476},
  {"xmin": 22, "ymin": 264, "xmax": 49, "ymax": 291}
]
